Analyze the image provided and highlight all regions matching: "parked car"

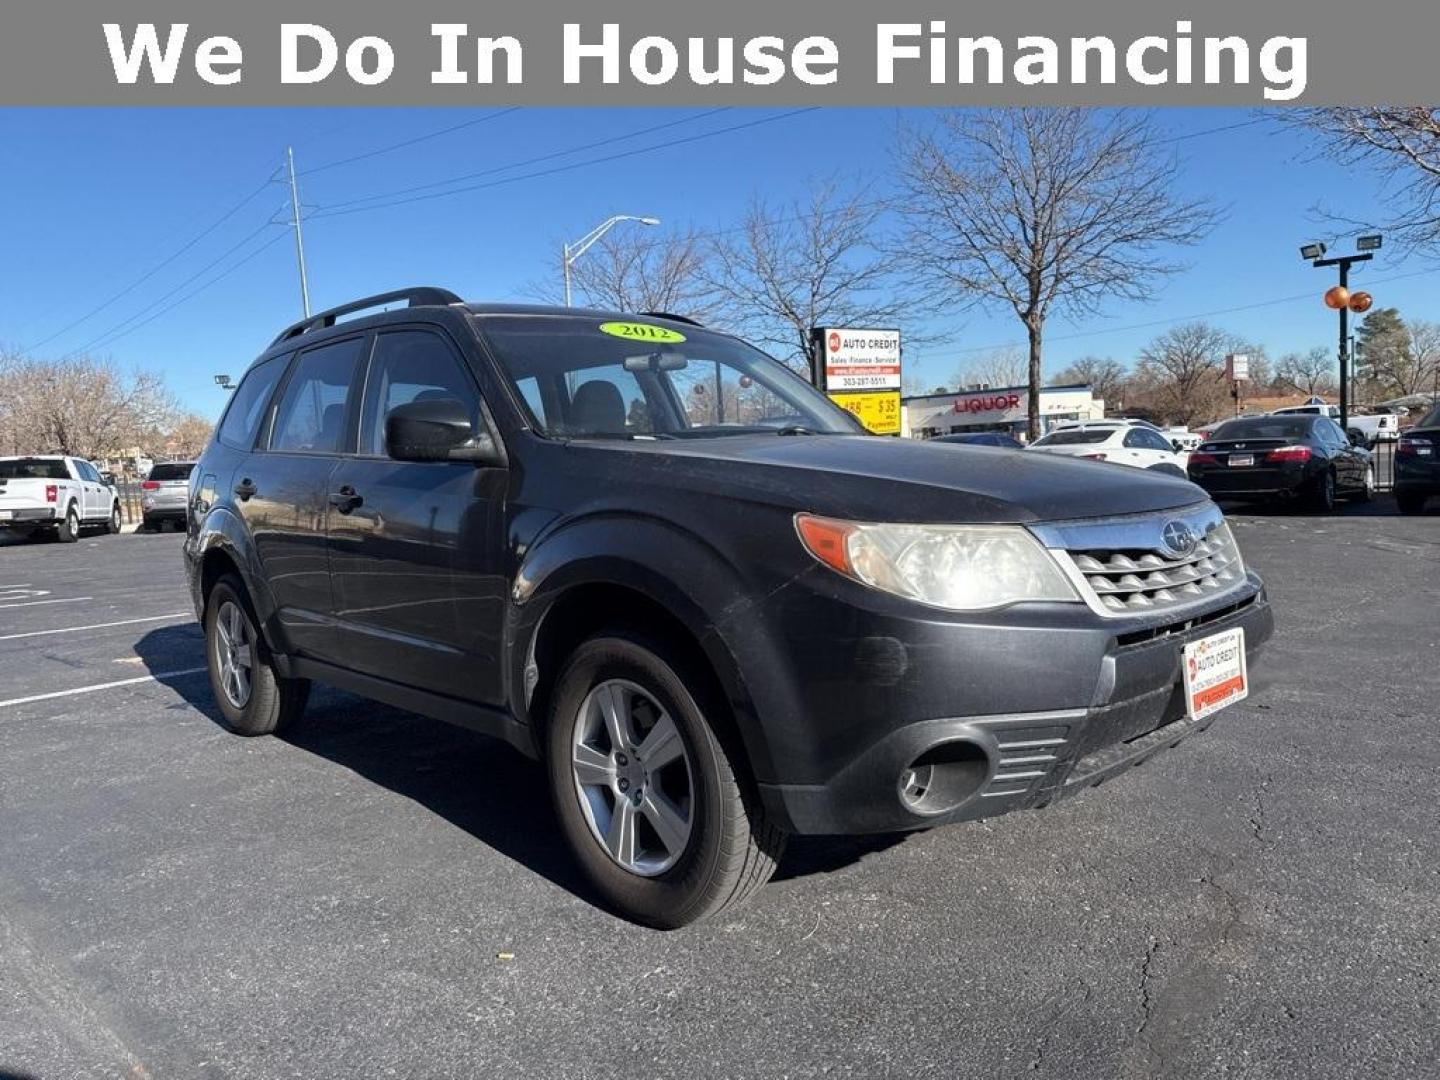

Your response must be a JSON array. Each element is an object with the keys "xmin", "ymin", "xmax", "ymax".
[
  {"xmin": 1394, "ymin": 402, "xmax": 1440, "ymax": 515},
  {"xmin": 1186, "ymin": 414, "xmax": 1373, "ymax": 510},
  {"xmin": 929, "ymin": 432, "xmax": 1024, "ymax": 449},
  {"xmin": 140, "ymin": 461, "xmax": 197, "ymax": 531},
  {"xmin": 185, "ymin": 288, "xmax": 1273, "ymax": 928},
  {"xmin": 0, "ymin": 455, "xmax": 123, "ymax": 541},
  {"xmin": 1027, "ymin": 422, "xmax": 1190, "ymax": 476},
  {"xmin": 1270, "ymin": 403, "xmax": 1399, "ymax": 447}
]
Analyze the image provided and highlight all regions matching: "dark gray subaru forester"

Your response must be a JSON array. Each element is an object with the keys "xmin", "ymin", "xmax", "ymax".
[{"xmin": 184, "ymin": 288, "xmax": 1273, "ymax": 927}]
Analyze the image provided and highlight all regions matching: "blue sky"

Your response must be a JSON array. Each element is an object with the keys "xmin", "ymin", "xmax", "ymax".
[{"xmin": 0, "ymin": 106, "xmax": 1432, "ymax": 418}]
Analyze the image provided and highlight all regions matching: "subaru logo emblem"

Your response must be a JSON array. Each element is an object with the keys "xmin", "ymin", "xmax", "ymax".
[{"xmin": 1162, "ymin": 520, "xmax": 1198, "ymax": 557}]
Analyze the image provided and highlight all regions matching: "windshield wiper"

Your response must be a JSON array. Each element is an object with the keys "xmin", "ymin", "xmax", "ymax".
[{"xmin": 775, "ymin": 425, "xmax": 818, "ymax": 436}]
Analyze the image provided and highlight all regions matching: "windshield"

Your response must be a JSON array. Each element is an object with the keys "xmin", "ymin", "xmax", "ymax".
[
  {"xmin": 1032, "ymin": 429, "xmax": 1112, "ymax": 446},
  {"xmin": 1418, "ymin": 404, "xmax": 1440, "ymax": 429},
  {"xmin": 474, "ymin": 316, "xmax": 864, "ymax": 439},
  {"xmin": 1210, "ymin": 418, "xmax": 1311, "ymax": 441},
  {"xmin": 0, "ymin": 457, "xmax": 69, "ymax": 480}
]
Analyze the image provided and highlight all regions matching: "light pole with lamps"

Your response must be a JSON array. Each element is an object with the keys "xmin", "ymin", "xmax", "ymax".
[
  {"xmin": 563, "ymin": 215, "xmax": 661, "ymax": 307},
  {"xmin": 1301, "ymin": 234, "xmax": 1381, "ymax": 431}
]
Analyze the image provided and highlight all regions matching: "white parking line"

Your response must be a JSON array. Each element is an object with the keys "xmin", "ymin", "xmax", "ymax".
[
  {"xmin": 0, "ymin": 596, "xmax": 93, "ymax": 610},
  {"xmin": 0, "ymin": 667, "xmax": 208, "ymax": 709},
  {"xmin": 0, "ymin": 613, "xmax": 193, "ymax": 642},
  {"xmin": 0, "ymin": 583, "xmax": 33, "ymax": 590}
]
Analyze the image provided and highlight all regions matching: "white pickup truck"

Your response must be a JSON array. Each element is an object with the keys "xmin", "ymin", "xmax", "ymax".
[
  {"xmin": 0, "ymin": 455, "xmax": 123, "ymax": 542},
  {"xmin": 1271, "ymin": 404, "xmax": 1400, "ymax": 447}
]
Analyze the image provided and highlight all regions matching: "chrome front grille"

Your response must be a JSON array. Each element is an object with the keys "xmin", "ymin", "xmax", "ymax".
[
  {"xmin": 1068, "ymin": 527, "xmax": 1243, "ymax": 613},
  {"xmin": 1031, "ymin": 504, "xmax": 1248, "ymax": 619}
]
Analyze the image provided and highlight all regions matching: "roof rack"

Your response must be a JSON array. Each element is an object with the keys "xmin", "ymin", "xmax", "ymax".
[
  {"xmin": 640, "ymin": 311, "xmax": 705, "ymax": 327},
  {"xmin": 270, "ymin": 287, "xmax": 464, "ymax": 347}
]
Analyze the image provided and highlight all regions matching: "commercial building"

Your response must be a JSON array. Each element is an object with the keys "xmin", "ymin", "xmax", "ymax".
[{"xmin": 902, "ymin": 384, "xmax": 1105, "ymax": 441}]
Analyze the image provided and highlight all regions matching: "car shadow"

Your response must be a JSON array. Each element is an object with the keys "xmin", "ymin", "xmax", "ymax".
[{"xmin": 134, "ymin": 626, "xmax": 893, "ymax": 913}]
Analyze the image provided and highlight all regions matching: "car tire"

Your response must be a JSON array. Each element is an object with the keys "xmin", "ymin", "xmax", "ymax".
[
  {"xmin": 1397, "ymin": 493, "xmax": 1428, "ymax": 515},
  {"xmin": 106, "ymin": 502, "xmax": 123, "ymax": 534},
  {"xmin": 56, "ymin": 503, "xmax": 81, "ymax": 543},
  {"xmin": 1308, "ymin": 470, "xmax": 1337, "ymax": 513},
  {"xmin": 546, "ymin": 631, "xmax": 786, "ymax": 929},
  {"xmin": 204, "ymin": 575, "xmax": 310, "ymax": 736}
]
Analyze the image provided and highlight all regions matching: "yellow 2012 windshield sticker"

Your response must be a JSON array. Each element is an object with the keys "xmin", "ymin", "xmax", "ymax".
[{"xmin": 599, "ymin": 321, "xmax": 686, "ymax": 344}]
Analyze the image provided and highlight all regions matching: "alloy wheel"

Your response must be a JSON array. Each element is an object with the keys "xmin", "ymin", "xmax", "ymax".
[
  {"xmin": 570, "ymin": 679, "xmax": 694, "ymax": 876},
  {"xmin": 213, "ymin": 600, "xmax": 254, "ymax": 709}
]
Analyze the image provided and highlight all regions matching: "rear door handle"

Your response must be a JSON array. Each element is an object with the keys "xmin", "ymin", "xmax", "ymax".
[
  {"xmin": 234, "ymin": 479, "xmax": 257, "ymax": 500},
  {"xmin": 328, "ymin": 486, "xmax": 363, "ymax": 513}
]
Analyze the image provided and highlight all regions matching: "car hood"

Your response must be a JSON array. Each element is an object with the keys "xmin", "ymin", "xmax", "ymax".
[{"xmin": 575, "ymin": 434, "xmax": 1206, "ymax": 524}]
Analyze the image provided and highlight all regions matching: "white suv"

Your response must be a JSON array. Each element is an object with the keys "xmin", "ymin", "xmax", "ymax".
[{"xmin": 1027, "ymin": 423, "xmax": 1190, "ymax": 476}]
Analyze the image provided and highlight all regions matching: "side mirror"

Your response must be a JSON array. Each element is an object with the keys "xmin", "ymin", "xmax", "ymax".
[
  {"xmin": 385, "ymin": 398, "xmax": 505, "ymax": 465},
  {"xmin": 1171, "ymin": 439, "xmax": 1184, "ymax": 453},
  {"xmin": 1348, "ymin": 430, "xmax": 1368, "ymax": 448}
]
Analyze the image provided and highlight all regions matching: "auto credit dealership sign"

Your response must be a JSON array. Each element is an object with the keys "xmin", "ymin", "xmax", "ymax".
[{"xmin": 810, "ymin": 327, "xmax": 902, "ymax": 435}]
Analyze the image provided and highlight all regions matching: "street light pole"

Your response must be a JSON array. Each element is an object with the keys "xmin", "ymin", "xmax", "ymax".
[
  {"xmin": 561, "ymin": 215, "xmax": 661, "ymax": 306},
  {"xmin": 1304, "ymin": 235, "xmax": 1381, "ymax": 431}
]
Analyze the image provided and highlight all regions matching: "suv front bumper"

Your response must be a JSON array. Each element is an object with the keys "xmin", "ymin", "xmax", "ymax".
[{"xmin": 751, "ymin": 580, "xmax": 1273, "ymax": 835}]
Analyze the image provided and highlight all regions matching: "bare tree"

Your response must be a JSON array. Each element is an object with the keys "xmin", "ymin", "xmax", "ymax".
[
  {"xmin": 0, "ymin": 354, "xmax": 176, "ymax": 459},
  {"xmin": 1048, "ymin": 356, "xmax": 1128, "ymax": 407},
  {"xmin": 950, "ymin": 347, "xmax": 1026, "ymax": 390},
  {"xmin": 705, "ymin": 179, "xmax": 918, "ymax": 370},
  {"xmin": 1405, "ymin": 320, "xmax": 1440, "ymax": 398},
  {"xmin": 165, "ymin": 412, "xmax": 217, "ymax": 459},
  {"xmin": 897, "ymin": 109, "xmax": 1217, "ymax": 438},
  {"xmin": 1133, "ymin": 323, "xmax": 1244, "ymax": 427},
  {"xmin": 552, "ymin": 227, "xmax": 722, "ymax": 321},
  {"xmin": 1275, "ymin": 347, "xmax": 1339, "ymax": 397},
  {"xmin": 1290, "ymin": 108, "xmax": 1440, "ymax": 255}
]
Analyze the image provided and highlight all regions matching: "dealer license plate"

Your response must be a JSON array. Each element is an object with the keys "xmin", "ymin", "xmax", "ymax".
[
  {"xmin": 1228, "ymin": 454, "xmax": 1254, "ymax": 467},
  {"xmin": 1182, "ymin": 627, "xmax": 1248, "ymax": 721}
]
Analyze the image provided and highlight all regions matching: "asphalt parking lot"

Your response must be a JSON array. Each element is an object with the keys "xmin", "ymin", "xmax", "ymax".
[{"xmin": 1, "ymin": 500, "xmax": 1437, "ymax": 1080}]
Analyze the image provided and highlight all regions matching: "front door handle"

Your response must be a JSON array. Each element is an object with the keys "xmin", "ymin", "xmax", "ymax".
[
  {"xmin": 328, "ymin": 486, "xmax": 363, "ymax": 513},
  {"xmin": 233, "ymin": 478, "xmax": 257, "ymax": 501}
]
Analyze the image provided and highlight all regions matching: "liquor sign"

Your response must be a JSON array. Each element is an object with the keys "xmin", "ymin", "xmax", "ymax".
[{"xmin": 810, "ymin": 327, "xmax": 903, "ymax": 436}]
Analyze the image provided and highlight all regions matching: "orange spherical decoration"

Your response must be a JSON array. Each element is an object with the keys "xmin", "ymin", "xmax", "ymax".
[
  {"xmin": 1348, "ymin": 291, "xmax": 1373, "ymax": 313},
  {"xmin": 1324, "ymin": 286, "xmax": 1351, "ymax": 310}
]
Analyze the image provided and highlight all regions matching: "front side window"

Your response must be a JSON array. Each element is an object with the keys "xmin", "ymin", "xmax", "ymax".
[
  {"xmin": 269, "ymin": 338, "xmax": 366, "ymax": 454},
  {"xmin": 474, "ymin": 316, "xmax": 862, "ymax": 439},
  {"xmin": 359, "ymin": 331, "xmax": 483, "ymax": 457},
  {"xmin": 218, "ymin": 354, "xmax": 289, "ymax": 450}
]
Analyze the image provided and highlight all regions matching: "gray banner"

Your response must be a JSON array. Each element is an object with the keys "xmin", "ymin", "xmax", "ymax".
[{"xmin": 0, "ymin": 0, "xmax": 1430, "ymax": 105}]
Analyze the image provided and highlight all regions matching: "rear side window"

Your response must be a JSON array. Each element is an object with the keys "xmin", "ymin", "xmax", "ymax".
[
  {"xmin": 269, "ymin": 338, "xmax": 366, "ymax": 454},
  {"xmin": 358, "ymin": 331, "xmax": 482, "ymax": 457},
  {"xmin": 218, "ymin": 355, "xmax": 288, "ymax": 450},
  {"xmin": 1034, "ymin": 429, "xmax": 1111, "ymax": 446},
  {"xmin": 0, "ymin": 458, "xmax": 69, "ymax": 480}
]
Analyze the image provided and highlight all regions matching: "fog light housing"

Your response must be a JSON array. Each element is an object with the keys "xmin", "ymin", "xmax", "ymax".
[{"xmin": 898, "ymin": 740, "xmax": 992, "ymax": 815}]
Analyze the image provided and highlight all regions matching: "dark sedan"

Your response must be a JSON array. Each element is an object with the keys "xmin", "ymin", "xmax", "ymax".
[
  {"xmin": 1395, "ymin": 402, "xmax": 1440, "ymax": 515},
  {"xmin": 1187, "ymin": 414, "xmax": 1373, "ymax": 511},
  {"xmin": 930, "ymin": 432, "xmax": 1024, "ymax": 449}
]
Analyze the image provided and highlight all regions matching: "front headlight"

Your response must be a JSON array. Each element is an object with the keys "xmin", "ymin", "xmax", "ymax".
[{"xmin": 795, "ymin": 514, "xmax": 1079, "ymax": 612}]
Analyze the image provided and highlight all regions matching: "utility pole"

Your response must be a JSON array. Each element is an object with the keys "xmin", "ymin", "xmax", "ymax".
[{"xmin": 285, "ymin": 146, "xmax": 312, "ymax": 319}]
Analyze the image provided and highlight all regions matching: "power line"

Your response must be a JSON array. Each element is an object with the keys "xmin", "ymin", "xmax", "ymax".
[
  {"xmin": 23, "ymin": 176, "xmax": 275, "ymax": 352},
  {"xmin": 928, "ymin": 267, "xmax": 1438, "ymax": 359},
  {"xmin": 309, "ymin": 109, "xmax": 817, "ymax": 222},
  {"xmin": 64, "ymin": 219, "xmax": 280, "ymax": 358},
  {"xmin": 297, "ymin": 107, "xmax": 522, "ymax": 177},
  {"xmin": 77, "ymin": 231, "xmax": 289, "ymax": 355},
  {"xmin": 315, "ymin": 107, "xmax": 734, "ymax": 214}
]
